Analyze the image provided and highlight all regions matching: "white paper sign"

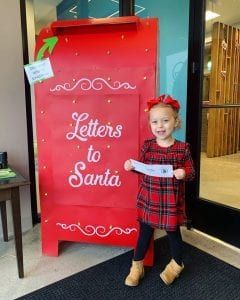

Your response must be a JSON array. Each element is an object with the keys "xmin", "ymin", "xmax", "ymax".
[
  {"xmin": 24, "ymin": 58, "xmax": 54, "ymax": 84},
  {"xmin": 130, "ymin": 159, "xmax": 173, "ymax": 178}
]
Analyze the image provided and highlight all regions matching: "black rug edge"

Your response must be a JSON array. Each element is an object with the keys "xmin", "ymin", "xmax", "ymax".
[{"xmin": 16, "ymin": 235, "xmax": 239, "ymax": 299}]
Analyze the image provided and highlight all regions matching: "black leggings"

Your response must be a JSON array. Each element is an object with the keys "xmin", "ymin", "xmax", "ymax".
[{"xmin": 133, "ymin": 222, "xmax": 183, "ymax": 265}]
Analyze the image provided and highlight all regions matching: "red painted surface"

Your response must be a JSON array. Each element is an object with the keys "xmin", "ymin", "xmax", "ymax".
[{"xmin": 35, "ymin": 17, "xmax": 158, "ymax": 264}]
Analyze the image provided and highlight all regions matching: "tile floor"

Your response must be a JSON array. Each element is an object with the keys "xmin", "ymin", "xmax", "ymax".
[
  {"xmin": 200, "ymin": 152, "xmax": 240, "ymax": 209},
  {"xmin": 0, "ymin": 225, "xmax": 239, "ymax": 300}
]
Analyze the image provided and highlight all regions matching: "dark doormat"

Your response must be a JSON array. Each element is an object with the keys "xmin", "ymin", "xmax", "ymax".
[{"xmin": 17, "ymin": 236, "xmax": 240, "ymax": 300}]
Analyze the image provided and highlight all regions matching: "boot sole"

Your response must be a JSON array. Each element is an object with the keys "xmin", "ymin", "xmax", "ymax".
[
  {"xmin": 160, "ymin": 272, "xmax": 181, "ymax": 285},
  {"xmin": 124, "ymin": 280, "xmax": 139, "ymax": 287},
  {"xmin": 124, "ymin": 274, "xmax": 144, "ymax": 287},
  {"xmin": 160, "ymin": 273, "xmax": 171, "ymax": 285}
]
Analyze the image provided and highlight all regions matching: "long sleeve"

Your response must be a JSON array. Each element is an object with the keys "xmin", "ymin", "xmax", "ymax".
[{"xmin": 139, "ymin": 139, "xmax": 151, "ymax": 163}]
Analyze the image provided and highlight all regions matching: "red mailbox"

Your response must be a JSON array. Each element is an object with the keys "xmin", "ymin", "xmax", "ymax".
[{"xmin": 35, "ymin": 16, "xmax": 158, "ymax": 260}]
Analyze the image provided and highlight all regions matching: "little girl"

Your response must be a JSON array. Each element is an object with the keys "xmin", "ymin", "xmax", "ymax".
[{"xmin": 124, "ymin": 94, "xmax": 195, "ymax": 287}]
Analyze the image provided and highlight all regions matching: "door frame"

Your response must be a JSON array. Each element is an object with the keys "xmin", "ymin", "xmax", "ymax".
[
  {"xmin": 186, "ymin": 0, "xmax": 240, "ymax": 248},
  {"xmin": 20, "ymin": 0, "xmax": 38, "ymax": 225}
]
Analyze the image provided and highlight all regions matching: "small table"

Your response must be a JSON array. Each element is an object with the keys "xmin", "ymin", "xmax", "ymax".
[{"xmin": 0, "ymin": 168, "xmax": 30, "ymax": 278}]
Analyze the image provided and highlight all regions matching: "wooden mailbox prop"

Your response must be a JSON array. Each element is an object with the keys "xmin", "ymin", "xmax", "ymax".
[{"xmin": 35, "ymin": 16, "xmax": 158, "ymax": 258}]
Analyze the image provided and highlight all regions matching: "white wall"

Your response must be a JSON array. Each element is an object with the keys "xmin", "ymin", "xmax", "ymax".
[{"xmin": 0, "ymin": 0, "xmax": 32, "ymax": 237}]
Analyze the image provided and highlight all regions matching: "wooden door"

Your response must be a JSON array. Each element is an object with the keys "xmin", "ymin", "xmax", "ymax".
[{"xmin": 207, "ymin": 22, "xmax": 240, "ymax": 157}]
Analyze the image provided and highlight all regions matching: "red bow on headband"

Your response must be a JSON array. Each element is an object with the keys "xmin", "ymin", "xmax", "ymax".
[{"xmin": 147, "ymin": 95, "xmax": 180, "ymax": 111}]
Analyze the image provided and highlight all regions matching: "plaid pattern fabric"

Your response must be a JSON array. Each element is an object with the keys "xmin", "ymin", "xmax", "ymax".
[{"xmin": 136, "ymin": 139, "xmax": 195, "ymax": 231}]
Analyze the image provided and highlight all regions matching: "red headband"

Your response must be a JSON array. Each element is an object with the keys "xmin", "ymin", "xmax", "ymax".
[{"xmin": 147, "ymin": 94, "xmax": 180, "ymax": 112}]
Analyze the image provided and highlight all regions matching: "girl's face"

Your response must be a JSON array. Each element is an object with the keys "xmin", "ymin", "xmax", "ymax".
[{"xmin": 149, "ymin": 106, "xmax": 178, "ymax": 143}]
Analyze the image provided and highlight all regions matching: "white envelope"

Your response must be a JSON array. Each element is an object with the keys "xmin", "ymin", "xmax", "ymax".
[{"xmin": 130, "ymin": 159, "xmax": 173, "ymax": 178}]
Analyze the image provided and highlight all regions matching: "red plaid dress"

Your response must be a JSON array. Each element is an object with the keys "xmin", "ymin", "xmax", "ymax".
[{"xmin": 136, "ymin": 138, "xmax": 195, "ymax": 231}]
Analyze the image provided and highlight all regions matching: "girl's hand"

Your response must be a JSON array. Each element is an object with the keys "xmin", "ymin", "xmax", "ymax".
[
  {"xmin": 173, "ymin": 168, "xmax": 186, "ymax": 180},
  {"xmin": 124, "ymin": 159, "xmax": 134, "ymax": 171}
]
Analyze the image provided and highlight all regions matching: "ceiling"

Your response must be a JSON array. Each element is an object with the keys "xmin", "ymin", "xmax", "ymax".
[{"xmin": 205, "ymin": 0, "xmax": 240, "ymax": 34}]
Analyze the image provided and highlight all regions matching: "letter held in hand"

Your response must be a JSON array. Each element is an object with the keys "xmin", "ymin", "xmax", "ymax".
[{"xmin": 130, "ymin": 159, "xmax": 173, "ymax": 178}]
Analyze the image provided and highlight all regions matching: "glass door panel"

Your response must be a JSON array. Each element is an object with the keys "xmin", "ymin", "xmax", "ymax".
[{"xmin": 200, "ymin": 0, "xmax": 240, "ymax": 210}]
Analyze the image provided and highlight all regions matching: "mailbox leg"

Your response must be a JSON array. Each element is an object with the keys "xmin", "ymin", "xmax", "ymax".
[{"xmin": 42, "ymin": 234, "xmax": 59, "ymax": 256}]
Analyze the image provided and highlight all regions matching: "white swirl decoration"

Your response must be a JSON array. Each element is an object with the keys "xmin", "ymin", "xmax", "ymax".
[
  {"xmin": 50, "ymin": 77, "xmax": 136, "ymax": 92},
  {"xmin": 56, "ymin": 222, "xmax": 137, "ymax": 237}
]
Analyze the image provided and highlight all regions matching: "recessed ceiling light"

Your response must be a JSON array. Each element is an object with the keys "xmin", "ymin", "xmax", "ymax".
[{"xmin": 206, "ymin": 10, "xmax": 220, "ymax": 21}]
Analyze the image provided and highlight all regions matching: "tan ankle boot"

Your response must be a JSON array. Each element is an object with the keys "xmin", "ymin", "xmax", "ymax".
[
  {"xmin": 125, "ymin": 260, "xmax": 144, "ymax": 286},
  {"xmin": 160, "ymin": 259, "xmax": 184, "ymax": 285}
]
